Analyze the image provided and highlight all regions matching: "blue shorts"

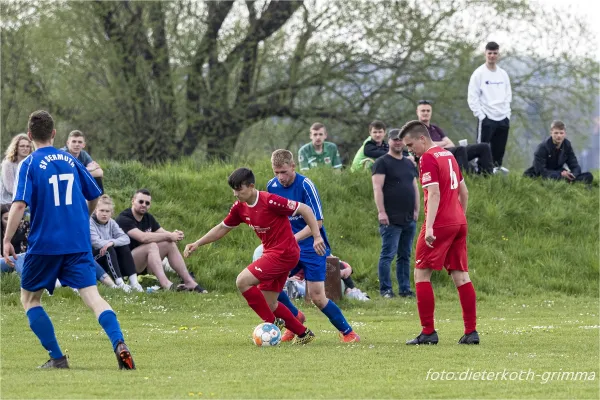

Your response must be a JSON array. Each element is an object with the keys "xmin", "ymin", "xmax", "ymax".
[
  {"xmin": 21, "ymin": 252, "xmax": 97, "ymax": 294},
  {"xmin": 289, "ymin": 254, "xmax": 327, "ymax": 282}
]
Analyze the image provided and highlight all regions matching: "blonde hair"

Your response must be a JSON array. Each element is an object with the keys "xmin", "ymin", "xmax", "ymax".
[
  {"xmin": 97, "ymin": 194, "xmax": 114, "ymax": 209},
  {"xmin": 271, "ymin": 149, "xmax": 294, "ymax": 167},
  {"xmin": 4, "ymin": 133, "xmax": 32, "ymax": 163}
]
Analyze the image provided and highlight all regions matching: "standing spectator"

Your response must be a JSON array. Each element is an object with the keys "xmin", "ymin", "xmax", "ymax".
[
  {"xmin": 371, "ymin": 129, "xmax": 419, "ymax": 298},
  {"xmin": 0, "ymin": 133, "xmax": 33, "ymax": 204},
  {"xmin": 116, "ymin": 188, "xmax": 207, "ymax": 293},
  {"xmin": 351, "ymin": 120, "xmax": 388, "ymax": 171},
  {"xmin": 468, "ymin": 41, "xmax": 512, "ymax": 173},
  {"xmin": 62, "ymin": 130, "xmax": 104, "ymax": 193},
  {"xmin": 90, "ymin": 194, "xmax": 143, "ymax": 292},
  {"xmin": 417, "ymin": 101, "xmax": 493, "ymax": 175},
  {"xmin": 298, "ymin": 123, "xmax": 343, "ymax": 171},
  {"xmin": 524, "ymin": 120, "xmax": 594, "ymax": 185}
]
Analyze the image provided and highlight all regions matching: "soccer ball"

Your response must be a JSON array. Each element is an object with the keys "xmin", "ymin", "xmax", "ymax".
[{"xmin": 252, "ymin": 323, "xmax": 282, "ymax": 347}]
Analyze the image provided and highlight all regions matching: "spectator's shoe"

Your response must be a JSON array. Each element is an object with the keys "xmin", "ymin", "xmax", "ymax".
[
  {"xmin": 292, "ymin": 329, "xmax": 315, "ymax": 345},
  {"xmin": 118, "ymin": 283, "xmax": 132, "ymax": 293},
  {"xmin": 115, "ymin": 341, "xmax": 136, "ymax": 370},
  {"xmin": 281, "ymin": 311, "xmax": 305, "ymax": 342},
  {"xmin": 458, "ymin": 330, "xmax": 480, "ymax": 345},
  {"xmin": 493, "ymin": 167, "xmax": 510, "ymax": 175},
  {"xmin": 130, "ymin": 283, "xmax": 144, "ymax": 292},
  {"xmin": 340, "ymin": 331, "xmax": 361, "ymax": 343},
  {"xmin": 406, "ymin": 331, "xmax": 439, "ymax": 345},
  {"xmin": 399, "ymin": 290, "xmax": 415, "ymax": 298},
  {"xmin": 381, "ymin": 290, "xmax": 395, "ymax": 299},
  {"xmin": 39, "ymin": 355, "xmax": 69, "ymax": 369},
  {"xmin": 346, "ymin": 288, "xmax": 370, "ymax": 301}
]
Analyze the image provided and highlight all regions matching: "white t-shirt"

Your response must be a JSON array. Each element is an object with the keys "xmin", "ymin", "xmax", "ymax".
[{"xmin": 467, "ymin": 64, "xmax": 512, "ymax": 121}]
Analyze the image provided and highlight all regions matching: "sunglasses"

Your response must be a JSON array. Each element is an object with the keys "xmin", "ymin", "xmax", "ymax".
[
  {"xmin": 418, "ymin": 100, "xmax": 432, "ymax": 105},
  {"xmin": 137, "ymin": 200, "xmax": 151, "ymax": 206}
]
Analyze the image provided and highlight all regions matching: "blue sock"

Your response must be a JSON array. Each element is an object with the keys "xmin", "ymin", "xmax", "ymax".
[
  {"xmin": 27, "ymin": 306, "xmax": 63, "ymax": 359},
  {"xmin": 277, "ymin": 291, "xmax": 299, "ymax": 317},
  {"xmin": 98, "ymin": 310, "xmax": 124, "ymax": 351},
  {"xmin": 321, "ymin": 300, "xmax": 352, "ymax": 335}
]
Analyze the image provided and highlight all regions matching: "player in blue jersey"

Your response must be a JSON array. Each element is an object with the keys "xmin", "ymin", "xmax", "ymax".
[
  {"xmin": 2, "ymin": 111, "xmax": 135, "ymax": 370},
  {"xmin": 267, "ymin": 149, "xmax": 360, "ymax": 343}
]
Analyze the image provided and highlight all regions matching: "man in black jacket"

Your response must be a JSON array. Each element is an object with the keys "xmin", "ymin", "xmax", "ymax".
[{"xmin": 524, "ymin": 120, "xmax": 593, "ymax": 184}]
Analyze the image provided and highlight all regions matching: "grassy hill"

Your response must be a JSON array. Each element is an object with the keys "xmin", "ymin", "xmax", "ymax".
[{"xmin": 27, "ymin": 159, "xmax": 600, "ymax": 297}]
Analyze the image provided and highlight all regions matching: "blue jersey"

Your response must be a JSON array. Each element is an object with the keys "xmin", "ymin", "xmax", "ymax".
[
  {"xmin": 267, "ymin": 173, "xmax": 330, "ymax": 255},
  {"xmin": 13, "ymin": 147, "xmax": 102, "ymax": 255}
]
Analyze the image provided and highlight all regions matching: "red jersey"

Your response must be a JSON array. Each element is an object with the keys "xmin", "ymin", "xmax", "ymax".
[
  {"xmin": 222, "ymin": 191, "xmax": 300, "ymax": 256},
  {"xmin": 419, "ymin": 146, "xmax": 467, "ymax": 228}
]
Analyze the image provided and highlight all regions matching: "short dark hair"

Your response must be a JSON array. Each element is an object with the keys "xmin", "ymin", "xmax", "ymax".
[
  {"xmin": 417, "ymin": 100, "xmax": 432, "ymax": 105},
  {"xmin": 228, "ymin": 168, "xmax": 255, "ymax": 190},
  {"xmin": 550, "ymin": 120, "xmax": 566, "ymax": 131},
  {"xmin": 399, "ymin": 120, "xmax": 430, "ymax": 140},
  {"xmin": 310, "ymin": 122, "xmax": 326, "ymax": 132},
  {"xmin": 28, "ymin": 110, "xmax": 54, "ymax": 142},
  {"xmin": 1, "ymin": 203, "xmax": 10, "ymax": 217},
  {"xmin": 485, "ymin": 41, "xmax": 499, "ymax": 51},
  {"xmin": 369, "ymin": 120, "xmax": 386, "ymax": 132},
  {"xmin": 133, "ymin": 188, "xmax": 151, "ymax": 198}
]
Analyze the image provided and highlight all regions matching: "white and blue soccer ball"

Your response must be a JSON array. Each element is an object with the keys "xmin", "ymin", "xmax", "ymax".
[{"xmin": 252, "ymin": 322, "xmax": 282, "ymax": 347}]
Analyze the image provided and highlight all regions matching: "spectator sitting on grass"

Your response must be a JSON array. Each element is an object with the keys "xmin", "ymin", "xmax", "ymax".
[
  {"xmin": 62, "ymin": 130, "xmax": 104, "ymax": 193},
  {"xmin": 523, "ymin": 120, "xmax": 594, "ymax": 185},
  {"xmin": 351, "ymin": 120, "xmax": 388, "ymax": 171}
]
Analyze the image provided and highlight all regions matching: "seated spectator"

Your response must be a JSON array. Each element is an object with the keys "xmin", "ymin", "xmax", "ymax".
[
  {"xmin": 91, "ymin": 194, "xmax": 143, "ymax": 292},
  {"xmin": 0, "ymin": 134, "xmax": 33, "ymax": 204},
  {"xmin": 524, "ymin": 120, "xmax": 594, "ymax": 185},
  {"xmin": 116, "ymin": 188, "xmax": 207, "ymax": 293},
  {"xmin": 61, "ymin": 130, "xmax": 104, "ymax": 193},
  {"xmin": 298, "ymin": 122, "xmax": 343, "ymax": 171},
  {"xmin": 1, "ymin": 203, "xmax": 30, "ymax": 256},
  {"xmin": 417, "ymin": 100, "xmax": 494, "ymax": 175},
  {"xmin": 351, "ymin": 120, "xmax": 388, "ymax": 171}
]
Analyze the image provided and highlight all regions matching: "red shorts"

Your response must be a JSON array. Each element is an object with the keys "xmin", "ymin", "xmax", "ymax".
[
  {"xmin": 247, "ymin": 249, "xmax": 300, "ymax": 292},
  {"xmin": 415, "ymin": 224, "xmax": 468, "ymax": 274}
]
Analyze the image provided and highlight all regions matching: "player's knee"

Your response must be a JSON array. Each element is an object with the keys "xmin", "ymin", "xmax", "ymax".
[{"xmin": 20, "ymin": 292, "xmax": 40, "ymax": 311}]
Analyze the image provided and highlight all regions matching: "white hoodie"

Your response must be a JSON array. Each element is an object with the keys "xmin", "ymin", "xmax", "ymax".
[{"xmin": 467, "ymin": 63, "xmax": 512, "ymax": 121}]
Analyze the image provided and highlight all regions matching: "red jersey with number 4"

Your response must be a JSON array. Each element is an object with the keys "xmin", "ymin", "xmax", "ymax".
[
  {"xmin": 222, "ymin": 191, "xmax": 300, "ymax": 256},
  {"xmin": 419, "ymin": 146, "xmax": 467, "ymax": 228}
]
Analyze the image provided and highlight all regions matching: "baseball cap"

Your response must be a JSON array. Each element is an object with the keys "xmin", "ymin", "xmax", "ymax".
[{"xmin": 388, "ymin": 128, "xmax": 401, "ymax": 140}]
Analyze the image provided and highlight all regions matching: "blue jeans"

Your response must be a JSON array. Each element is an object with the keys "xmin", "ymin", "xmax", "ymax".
[{"xmin": 378, "ymin": 221, "xmax": 416, "ymax": 294}]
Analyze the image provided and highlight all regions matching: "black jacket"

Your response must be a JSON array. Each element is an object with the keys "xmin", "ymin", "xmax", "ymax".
[{"xmin": 524, "ymin": 137, "xmax": 581, "ymax": 179}]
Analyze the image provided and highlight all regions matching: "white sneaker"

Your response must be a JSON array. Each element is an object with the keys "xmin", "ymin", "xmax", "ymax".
[
  {"xmin": 130, "ymin": 283, "xmax": 144, "ymax": 292},
  {"xmin": 493, "ymin": 166, "xmax": 510, "ymax": 175},
  {"xmin": 118, "ymin": 283, "xmax": 132, "ymax": 293}
]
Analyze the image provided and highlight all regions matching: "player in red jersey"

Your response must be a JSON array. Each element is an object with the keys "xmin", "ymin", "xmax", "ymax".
[
  {"xmin": 184, "ymin": 167, "xmax": 326, "ymax": 345},
  {"xmin": 399, "ymin": 121, "xmax": 479, "ymax": 345}
]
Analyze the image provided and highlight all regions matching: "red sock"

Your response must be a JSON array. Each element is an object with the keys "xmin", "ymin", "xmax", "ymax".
[
  {"xmin": 241, "ymin": 286, "xmax": 275, "ymax": 323},
  {"xmin": 416, "ymin": 281, "xmax": 435, "ymax": 335},
  {"xmin": 457, "ymin": 282, "xmax": 477, "ymax": 334},
  {"xmin": 274, "ymin": 302, "xmax": 307, "ymax": 336}
]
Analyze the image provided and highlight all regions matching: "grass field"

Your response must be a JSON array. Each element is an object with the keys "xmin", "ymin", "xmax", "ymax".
[
  {"xmin": 1, "ymin": 159, "xmax": 598, "ymax": 399},
  {"xmin": 0, "ymin": 285, "xmax": 598, "ymax": 399}
]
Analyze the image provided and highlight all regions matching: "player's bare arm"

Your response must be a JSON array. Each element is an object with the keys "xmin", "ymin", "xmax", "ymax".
[
  {"xmin": 413, "ymin": 178, "xmax": 420, "ymax": 220},
  {"xmin": 2, "ymin": 201, "xmax": 27, "ymax": 266},
  {"xmin": 87, "ymin": 197, "xmax": 100, "ymax": 217},
  {"xmin": 425, "ymin": 184, "xmax": 441, "ymax": 248},
  {"xmin": 184, "ymin": 223, "xmax": 233, "ymax": 258},
  {"xmin": 458, "ymin": 181, "xmax": 469, "ymax": 214},
  {"xmin": 293, "ymin": 219, "xmax": 323, "ymax": 242},
  {"xmin": 295, "ymin": 203, "xmax": 326, "ymax": 256},
  {"xmin": 127, "ymin": 227, "xmax": 174, "ymax": 244},
  {"xmin": 372, "ymin": 174, "xmax": 389, "ymax": 225}
]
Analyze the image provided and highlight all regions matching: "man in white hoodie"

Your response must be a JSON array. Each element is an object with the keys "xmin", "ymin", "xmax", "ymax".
[{"xmin": 468, "ymin": 41, "xmax": 512, "ymax": 173}]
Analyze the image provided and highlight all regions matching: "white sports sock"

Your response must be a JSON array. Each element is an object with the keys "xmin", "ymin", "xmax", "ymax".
[
  {"xmin": 115, "ymin": 277, "xmax": 125, "ymax": 286},
  {"xmin": 129, "ymin": 274, "xmax": 139, "ymax": 286}
]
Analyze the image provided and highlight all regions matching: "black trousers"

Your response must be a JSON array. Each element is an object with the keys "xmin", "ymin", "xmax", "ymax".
[
  {"xmin": 94, "ymin": 177, "xmax": 104, "ymax": 194},
  {"xmin": 478, "ymin": 117, "xmax": 510, "ymax": 167},
  {"xmin": 523, "ymin": 170, "xmax": 594, "ymax": 184},
  {"xmin": 94, "ymin": 245, "xmax": 136, "ymax": 280},
  {"xmin": 447, "ymin": 143, "xmax": 494, "ymax": 175}
]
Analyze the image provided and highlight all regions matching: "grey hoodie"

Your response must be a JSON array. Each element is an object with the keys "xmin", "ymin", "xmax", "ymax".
[{"xmin": 90, "ymin": 215, "xmax": 130, "ymax": 249}]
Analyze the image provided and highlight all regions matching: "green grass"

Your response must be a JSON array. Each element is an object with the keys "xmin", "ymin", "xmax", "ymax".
[
  {"xmin": 1, "ymin": 159, "xmax": 598, "ymax": 399},
  {"xmin": 0, "ymin": 288, "xmax": 598, "ymax": 399}
]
